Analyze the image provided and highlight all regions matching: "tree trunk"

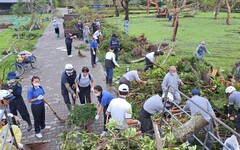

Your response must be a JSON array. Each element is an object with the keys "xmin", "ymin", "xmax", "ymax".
[
  {"xmin": 29, "ymin": 0, "xmax": 35, "ymax": 32},
  {"xmin": 171, "ymin": 0, "xmax": 177, "ymax": 27},
  {"xmin": 214, "ymin": 0, "xmax": 223, "ymax": 19},
  {"xmin": 152, "ymin": 121, "xmax": 162, "ymax": 150},
  {"xmin": 226, "ymin": 0, "xmax": 231, "ymax": 25},
  {"xmin": 173, "ymin": 113, "xmax": 208, "ymax": 143},
  {"xmin": 113, "ymin": 0, "xmax": 119, "ymax": 17},
  {"xmin": 121, "ymin": 0, "xmax": 130, "ymax": 20},
  {"xmin": 171, "ymin": 13, "xmax": 179, "ymax": 42}
]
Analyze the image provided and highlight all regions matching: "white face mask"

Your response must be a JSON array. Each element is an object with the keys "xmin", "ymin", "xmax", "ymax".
[
  {"xmin": 171, "ymin": 72, "xmax": 177, "ymax": 75},
  {"xmin": 33, "ymin": 83, "xmax": 40, "ymax": 88},
  {"xmin": 8, "ymin": 79, "xmax": 16, "ymax": 84},
  {"xmin": 94, "ymin": 93, "xmax": 100, "ymax": 97}
]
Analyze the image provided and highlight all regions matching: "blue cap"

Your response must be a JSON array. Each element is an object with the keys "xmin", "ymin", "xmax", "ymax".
[
  {"xmin": 6, "ymin": 72, "xmax": 19, "ymax": 80},
  {"xmin": 192, "ymin": 89, "xmax": 201, "ymax": 95}
]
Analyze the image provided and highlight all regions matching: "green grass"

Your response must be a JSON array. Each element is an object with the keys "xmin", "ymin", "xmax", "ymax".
[
  {"xmin": 0, "ymin": 14, "xmax": 51, "ymax": 82},
  {"xmin": 105, "ymin": 12, "xmax": 240, "ymax": 72}
]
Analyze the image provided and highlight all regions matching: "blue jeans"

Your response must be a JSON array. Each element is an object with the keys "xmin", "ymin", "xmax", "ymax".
[{"xmin": 106, "ymin": 67, "xmax": 113, "ymax": 80}]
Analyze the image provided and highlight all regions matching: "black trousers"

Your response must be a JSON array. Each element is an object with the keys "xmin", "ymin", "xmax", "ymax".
[
  {"xmin": 114, "ymin": 48, "xmax": 119, "ymax": 61},
  {"xmin": 62, "ymin": 89, "xmax": 76, "ymax": 104},
  {"xmin": 78, "ymin": 29, "xmax": 83, "ymax": 40},
  {"xmin": 66, "ymin": 43, "xmax": 72, "ymax": 55},
  {"xmin": 54, "ymin": 28, "xmax": 59, "ymax": 36},
  {"xmin": 119, "ymin": 77, "xmax": 130, "ymax": 88},
  {"xmin": 144, "ymin": 58, "xmax": 153, "ymax": 71},
  {"xmin": 103, "ymin": 105, "xmax": 110, "ymax": 131},
  {"xmin": 235, "ymin": 110, "xmax": 240, "ymax": 132},
  {"xmin": 91, "ymin": 48, "xmax": 97, "ymax": 66},
  {"xmin": 139, "ymin": 108, "xmax": 153, "ymax": 134},
  {"xmin": 78, "ymin": 85, "xmax": 91, "ymax": 104},
  {"xmin": 31, "ymin": 102, "xmax": 45, "ymax": 134}
]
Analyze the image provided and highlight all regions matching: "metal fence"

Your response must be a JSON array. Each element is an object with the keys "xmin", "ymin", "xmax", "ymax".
[{"xmin": 160, "ymin": 86, "xmax": 240, "ymax": 150}]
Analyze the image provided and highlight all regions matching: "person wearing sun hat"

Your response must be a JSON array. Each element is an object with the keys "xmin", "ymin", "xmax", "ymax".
[
  {"xmin": 2, "ymin": 72, "xmax": 32, "ymax": 131},
  {"xmin": 183, "ymin": 89, "xmax": 215, "ymax": 149},
  {"xmin": 106, "ymin": 84, "xmax": 140, "ymax": 129}
]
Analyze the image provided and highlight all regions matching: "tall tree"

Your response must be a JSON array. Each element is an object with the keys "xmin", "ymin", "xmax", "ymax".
[
  {"xmin": 225, "ymin": 0, "xmax": 231, "ymax": 25},
  {"xmin": 113, "ymin": 0, "xmax": 119, "ymax": 17},
  {"xmin": 171, "ymin": 0, "xmax": 187, "ymax": 42},
  {"xmin": 213, "ymin": 0, "xmax": 223, "ymax": 19},
  {"xmin": 11, "ymin": 0, "xmax": 29, "ymax": 17},
  {"xmin": 121, "ymin": 0, "xmax": 130, "ymax": 20}
]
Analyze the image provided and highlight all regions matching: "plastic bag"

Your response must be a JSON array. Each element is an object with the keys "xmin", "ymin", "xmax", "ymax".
[{"xmin": 223, "ymin": 135, "xmax": 240, "ymax": 150}]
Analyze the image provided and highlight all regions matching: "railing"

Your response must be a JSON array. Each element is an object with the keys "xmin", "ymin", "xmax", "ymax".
[
  {"xmin": 0, "ymin": 107, "xmax": 18, "ymax": 150},
  {"xmin": 159, "ymin": 86, "xmax": 240, "ymax": 150}
]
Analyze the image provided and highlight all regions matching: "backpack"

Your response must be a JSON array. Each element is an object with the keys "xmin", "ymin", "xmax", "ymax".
[
  {"xmin": 110, "ymin": 38, "xmax": 119, "ymax": 48},
  {"xmin": 79, "ymin": 73, "xmax": 92, "ymax": 81}
]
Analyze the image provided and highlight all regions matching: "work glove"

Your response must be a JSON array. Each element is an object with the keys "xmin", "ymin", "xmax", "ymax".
[
  {"xmin": 143, "ymin": 81, "xmax": 147, "ymax": 84},
  {"xmin": 93, "ymin": 49, "xmax": 96, "ymax": 55},
  {"xmin": 76, "ymin": 88, "xmax": 80, "ymax": 93},
  {"xmin": 95, "ymin": 115, "xmax": 100, "ymax": 120},
  {"xmin": 91, "ymin": 87, "xmax": 94, "ymax": 92},
  {"xmin": 37, "ymin": 95, "xmax": 44, "ymax": 100},
  {"xmin": 136, "ymin": 120, "xmax": 141, "ymax": 126},
  {"xmin": 116, "ymin": 64, "xmax": 120, "ymax": 68},
  {"xmin": 17, "ymin": 143, "xmax": 24, "ymax": 149}
]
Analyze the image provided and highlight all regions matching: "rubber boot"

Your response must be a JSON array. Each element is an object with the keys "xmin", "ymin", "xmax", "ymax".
[
  {"xmin": 106, "ymin": 77, "xmax": 109, "ymax": 84},
  {"xmin": 67, "ymin": 104, "xmax": 72, "ymax": 112},
  {"xmin": 109, "ymin": 79, "xmax": 114, "ymax": 86}
]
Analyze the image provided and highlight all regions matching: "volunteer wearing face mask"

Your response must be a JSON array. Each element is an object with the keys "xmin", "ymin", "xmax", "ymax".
[
  {"xmin": 93, "ymin": 85, "xmax": 114, "ymax": 136},
  {"xmin": 161, "ymin": 66, "xmax": 184, "ymax": 105},
  {"xmin": 61, "ymin": 64, "xmax": 77, "ymax": 113},
  {"xmin": 2, "ymin": 72, "xmax": 32, "ymax": 131},
  {"xmin": 27, "ymin": 76, "xmax": 51, "ymax": 139}
]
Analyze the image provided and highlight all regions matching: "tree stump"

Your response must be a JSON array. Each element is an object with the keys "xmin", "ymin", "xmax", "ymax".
[{"xmin": 173, "ymin": 112, "xmax": 208, "ymax": 143}]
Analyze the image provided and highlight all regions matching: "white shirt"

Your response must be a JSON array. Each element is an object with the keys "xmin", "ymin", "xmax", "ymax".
[
  {"xmin": 145, "ymin": 52, "xmax": 155, "ymax": 62},
  {"xmin": 93, "ymin": 30, "xmax": 102, "ymax": 39},
  {"xmin": 123, "ymin": 71, "xmax": 140, "ymax": 82},
  {"xmin": 105, "ymin": 51, "xmax": 119, "ymax": 67},
  {"xmin": 107, "ymin": 97, "xmax": 132, "ymax": 128}
]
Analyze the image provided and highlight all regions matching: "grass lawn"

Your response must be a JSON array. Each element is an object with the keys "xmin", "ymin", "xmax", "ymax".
[
  {"xmin": 104, "ymin": 12, "xmax": 240, "ymax": 72},
  {"xmin": 0, "ymin": 14, "xmax": 51, "ymax": 81}
]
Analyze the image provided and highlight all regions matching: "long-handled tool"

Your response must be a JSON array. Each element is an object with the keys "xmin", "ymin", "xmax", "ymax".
[{"xmin": 43, "ymin": 99, "xmax": 66, "ymax": 123}]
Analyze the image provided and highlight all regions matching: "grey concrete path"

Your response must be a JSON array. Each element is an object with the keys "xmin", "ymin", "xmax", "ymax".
[{"xmin": 19, "ymin": 8, "xmax": 107, "ymax": 149}]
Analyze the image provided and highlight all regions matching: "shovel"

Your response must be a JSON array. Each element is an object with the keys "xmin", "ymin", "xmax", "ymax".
[{"xmin": 43, "ymin": 99, "xmax": 66, "ymax": 123}]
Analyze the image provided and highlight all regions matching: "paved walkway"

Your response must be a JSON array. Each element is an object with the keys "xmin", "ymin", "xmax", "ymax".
[{"xmin": 19, "ymin": 8, "xmax": 107, "ymax": 149}]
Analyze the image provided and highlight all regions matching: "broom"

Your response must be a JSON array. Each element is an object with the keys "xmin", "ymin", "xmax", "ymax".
[{"xmin": 43, "ymin": 99, "xmax": 66, "ymax": 123}]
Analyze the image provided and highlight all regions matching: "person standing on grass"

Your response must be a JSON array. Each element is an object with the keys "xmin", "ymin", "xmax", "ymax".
[
  {"xmin": 119, "ymin": 69, "xmax": 146, "ymax": 88},
  {"xmin": 53, "ymin": 19, "xmax": 60, "ymax": 38},
  {"xmin": 61, "ymin": 64, "xmax": 77, "ymax": 114},
  {"xmin": 90, "ymin": 37, "xmax": 98, "ymax": 68},
  {"xmin": 144, "ymin": 51, "xmax": 163, "ymax": 71},
  {"xmin": 27, "ymin": 76, "xmax": 51, "ymax": 139},
  {"xmin": 105, "ymin": 47, "xmax": 119, "ymax": 86},
  {"xmin": 195, "ymin": 41, "xmax": 210, "ymax": 59},
  {"xmin": 83, "ymin": 23, "xmax": 91, "ymax": 44},
  {"xmin": 75, "ymin": 67, "xmax": 94, "ymax": 104},
  {"xmin": 109, "ymin": 33, "xmax": 120, "ymax": 61},
  {"xmin": 94, "ymin": 85, "xmax": 114, "ymax": 136},
  {"xmin": 2, "ymin": 72, "xmax": 32, "ymax": 131},
  {"xmin": 65, "ymin": 32, "xmax": 76, "ymax": 57},
  {"xmin": 93, "ymin": 28, "xmax": 103, "ymax": 44}
]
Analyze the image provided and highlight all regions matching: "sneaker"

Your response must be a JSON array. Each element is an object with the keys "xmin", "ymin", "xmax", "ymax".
[
  {"xmin": 42, "ymin": 125, "xmax": 51, "ymax": 131},
  {"xmin": 68, "ymin": 55, "xmax": 73, "ymax": 57},
  {"xmin": 35, "ymin": 133, "xmax": 43, "ymax": 138},
  {"xmin": 100, "ymin": 131, "xmax": 107, "ymax": 137}
]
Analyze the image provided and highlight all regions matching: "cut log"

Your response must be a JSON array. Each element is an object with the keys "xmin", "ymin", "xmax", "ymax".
[
  {"xmin": 152, "ymin": 121, "xmax": 162, "ymax": 150},
  {"xmin": 173, "ymin": 112, "xmax": 208, "ymax": 143}
]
